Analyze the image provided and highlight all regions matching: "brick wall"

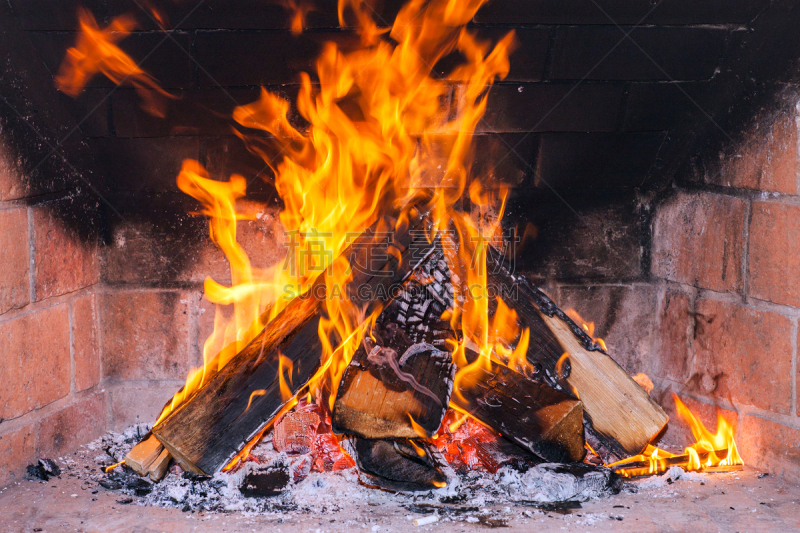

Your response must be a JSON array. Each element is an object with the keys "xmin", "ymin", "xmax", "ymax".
[{"xmin": 0, "ymin": 165, "xmax": 105, "ymax": 486}]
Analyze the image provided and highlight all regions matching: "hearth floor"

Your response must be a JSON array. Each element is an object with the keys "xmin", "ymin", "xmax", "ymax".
[{"xmin": 1, "ymin": 461, "xmax": 798, "ymax": 533}]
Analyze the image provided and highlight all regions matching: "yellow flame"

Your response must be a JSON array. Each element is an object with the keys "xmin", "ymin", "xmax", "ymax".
[
  {"xmin": 610, "ymin": 394, "xmax": 743, "ymax": 477},
  {"xmin": 103, "ymin": 460, "xmax": 125, "ymax": 473}
]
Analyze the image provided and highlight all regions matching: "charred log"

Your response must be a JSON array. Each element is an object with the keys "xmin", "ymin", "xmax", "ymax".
[
  {"xmin": 342, "ymin": 437, "xmax": 450, "ymax": 492},
  {"xmin": 450, "ymin": 351, "xmax": 585, "ymax": 463},
  {"xmin": 333, "ymin": 244, "xmax": 456, "ymax": 438}
]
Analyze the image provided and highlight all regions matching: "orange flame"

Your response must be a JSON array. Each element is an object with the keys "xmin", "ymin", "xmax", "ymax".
[
  {"xmin": 156, "ymin": 0, "xmax": 516, "ymax": 457},
  {"xmin": 279, "ymin": 0, "xmax": 314, "ymax": 35},
  {"xmin": 55, "ymin": 8, "xmax": 174, "ymax": 117},
  {"xmin": 610, "ymin": 394, "xmax": 743, "ymax": 477}
]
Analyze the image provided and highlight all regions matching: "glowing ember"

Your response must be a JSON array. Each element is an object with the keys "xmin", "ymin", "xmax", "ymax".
[
  {"xmin": 610, "ymin": 395, "xmax": 743, "ymax": 477},
  {"xmin": 55, "ymin": 8, "xmax": 173, "ymax": 116}
]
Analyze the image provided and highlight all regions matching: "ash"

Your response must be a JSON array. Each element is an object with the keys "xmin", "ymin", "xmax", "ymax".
[{"xmin": 59, "ymin": 425, "xmax": 635, "ymax": 522}]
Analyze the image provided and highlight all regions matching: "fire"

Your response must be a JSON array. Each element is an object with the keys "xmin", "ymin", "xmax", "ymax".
[
  {"xmin": 565, "ymin": 308, "xmax": 608, "ymax": 351},
  {"xmin": 55, "ymin": 8, "xmax": 173, "ymax": 117},
  {"xmin": 279, "ymin": 0, "xmax": 314, "ymax": 35},
  {"xmin": 156, "ymin": 0, "xmax": 516, "ymax": 431},
  {"xmin": 610, "ymin": 394, "xmax": 743, "ymax": 477}
]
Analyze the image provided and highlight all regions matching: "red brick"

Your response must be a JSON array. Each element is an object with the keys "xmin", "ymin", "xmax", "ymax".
[
  {"xmin": 0, "ymin": 425, "xmax": 35, "ymax": 488},
  {"xmin": 100, "ymin": 291, "xmax": 191, "ymax": 381},
  {"xmin": 750, "ymin": 202, "xmax": 800, "ymax": 307},
  {"xmin": 739, "ymin": 416, "xmax": 800, "ymax": 477},
  {"xmin": 72, "ymin": 293, "xmax": 99, "ymax": 392},
  {"xmin": 109, "ymin": 383, "xmax": 178, "ymax": 431},
  {"xmin": 656, "ymin": 394, "xmax": 738, "ymax": 450},
  {"xmin": 0, "ymin": 144, "xmax": 29, "ymax": 201},
  {"xmin": 693, "ymin": 299, "xmax": 792, "ymax": 414},
  {"xmin": 0, "ymin": 305, "xmax": 70, "ymax": 419},
  {"xmin": 652, "ymin": 191, "xmax": 746, "ymax": 293},
  {"xmin": 39, "ymin": 393, "xmax": 106, "ymax": 458},
  {"xmin": 0, "ymin": 207, "xmax": 30, "ymax": 315},
  {"xmin": 652, "ymin": 289, "xmax": 693, "ymax": 384},
  {"xmin": 32, "ymin": 204, "xmax": 98, "ymax": 301},
  {"xmin": 710, "ymin": 112, "xmax": 798, "ymax": 194}
]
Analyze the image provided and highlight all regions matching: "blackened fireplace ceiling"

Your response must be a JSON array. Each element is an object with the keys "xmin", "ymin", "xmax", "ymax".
[{"xmin": 1, "ymin": 0, "xmax": 799, "ymax": 256}]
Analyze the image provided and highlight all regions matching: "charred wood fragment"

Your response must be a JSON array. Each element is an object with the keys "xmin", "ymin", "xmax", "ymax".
[{"xmin": 342, "ymin": 436, "xmax": 450, "ymax": 492}]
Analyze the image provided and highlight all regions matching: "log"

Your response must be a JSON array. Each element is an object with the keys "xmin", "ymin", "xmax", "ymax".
[
  {"xmin": 341, "ymin": 436, "xmax": 450, "ymax": 492},
  {"xmin": 450, "ymin": 349, "xmax": 585, "ymax": 463},
  {"xmin": 333, "ymin": 244, "xmax": 456, "ymax": 438},
  {"xmin": 124, "ymin": 434, "xmax": 164, "ymax": 476},
  {"xmin": 481, "ymin": 246, "xmax": 669, "ymax": 460},
  {"xmin": 147, "ymin": 448, "xmax": 171, "ymax": 482},
  {"xmin": 153, "ymin": 201, "xmax": 439, "ymax": 475},
  {"xmin": 333, "ymin": 238, "xmax": 583, "ymax": 459}
]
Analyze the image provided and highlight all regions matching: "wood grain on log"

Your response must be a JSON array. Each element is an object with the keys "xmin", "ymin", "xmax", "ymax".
[
  {"xmin": 147, "ymin": 448, "xmax": 171, "ymax": 482},
  {"xmin": 153, "ymin": 202, "xmax": 439, "ymax": 475}
]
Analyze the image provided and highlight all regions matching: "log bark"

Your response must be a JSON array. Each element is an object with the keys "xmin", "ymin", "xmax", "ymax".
[
  {"xmin": 153, "ymin": 201, "xmax": 438, "ymax": 475},
  {"xmin": 482, "ymin": 246, "xmax": 669, "ymax": 460},
  {"xmin": 332, "ymin": 243, "xmax": 456, "ymax": 439},
  {"xmin": 450, "ymin": 349, "xmax": 585, "ymax": 463}
]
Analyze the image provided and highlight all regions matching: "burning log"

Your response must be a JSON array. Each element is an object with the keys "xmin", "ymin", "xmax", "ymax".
[
  {"xmin": 342, "ymin": 436, "xmax": 450, "ymax": 492},
  {"xmin": 611, "ymin": 448, "xmax": 743, "ymax": 478},
  {"xmin": 482, "ymin": 247, "xmax": 669, "ymax": 460},
  {"xmin": 333, "ymin": 239, "xmax": 582, "ymax": 461},
  {"xmin": 153, "ymin": 204, "xmax": 438, "ymax": 475},
  {"xmin": 333, "ymin": 247, "xmax": 457, "ymax": 439},
  {"xmin": 450, "ymin": 351, "xmax": 585, "ymax": 463}
]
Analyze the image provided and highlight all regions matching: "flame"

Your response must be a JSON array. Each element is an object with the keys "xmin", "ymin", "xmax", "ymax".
[
  {"xmin": 279, "ymin": 0, "xmax": 314, "ymax": 35},
  {"xmin": 278, "ymin": 353, "xmax": 295, "ymax": 401},
  {"xmin": 55, "ymin": 8, "xmax": 174, "ymax": 117},
  {"xmin": 150, "ymin": 0, "xmax": 516, "ymax": 464},
  {"xmin": 565, "ymin": 308, "xmax": 607, "ymax": 351},
  {"xmin": 610, "ymin": 394, "xmax": 743, "ymax": 477}
]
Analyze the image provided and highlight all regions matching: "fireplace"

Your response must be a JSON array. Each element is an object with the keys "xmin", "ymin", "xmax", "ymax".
[{"xmin": 2, "ymin": 0, "xmax": 800, "ymax": 529}]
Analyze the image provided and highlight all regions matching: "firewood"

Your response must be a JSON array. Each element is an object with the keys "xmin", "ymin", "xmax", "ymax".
[
  {"xmin": 450, "ymin": 348, "xmax": 586, "ymax": 463},
  {"xmin": 341, "ymin": 436, "xmax": 450, "ymax": 492},
  {"xmin": 147, "ymin": 448, "xmax": 171, "ymax": 482},
  {"xmin": 332, "ymin": 243, "xmax": 456, "ymax": 439},
  {"xmin": 124, "ymin": 434, "xmax": 164, "ymax": 476},
  {"xmin": 153, "ymin": 202, "xmax": 439, "ymax": 475},
  {"xmin": 482, "ymin": 246, "xmax": 669, "ymax": 460}
]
